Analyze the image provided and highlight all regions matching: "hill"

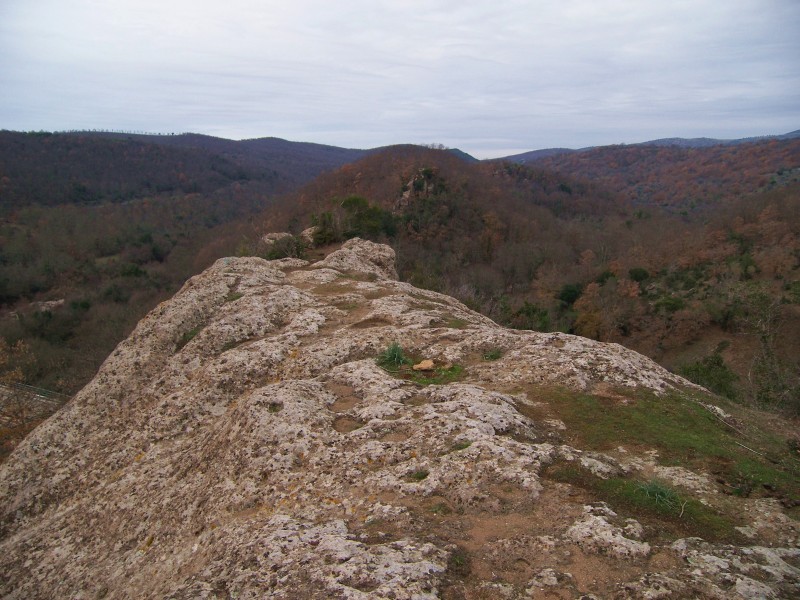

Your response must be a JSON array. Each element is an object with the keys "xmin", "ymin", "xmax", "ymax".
[
  {"xmin": 530, "ymin": 138, "xmax": 800, "ymax": 210},
  {"xmin": 0, "ymin": 130, "xmax": 376, "ymax": 210},
  {"xmin": 499, "ymin": 129, "xmax": 800, "ymax": 164},
  {"xmin": 70, "ymin": 131, "xmax": 373, "ymax": 188},
  {"xmin": 1, "ymin": 239, "xmax": 797, "ymax": 598}
]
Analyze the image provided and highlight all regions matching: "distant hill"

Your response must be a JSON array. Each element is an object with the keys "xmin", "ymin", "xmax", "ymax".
[
  {"xmin": 498, "ymin": 129, "xmax": 800, "ymax": 163},
  {"xmin": 639, "ymin": 129, "xmax": 800, "ymax": 148},
  {"xmin": 0, "ymin": 131, "xmax": 276, "ymax": 209},
  {"xmin": 0, "ymin": 131, "xmax": 477, "ymax": 210},
  {"xmin": 503, "ymin": 137, "xmax": 800, "ymax": 210},
  {"xmin": 73, "ymin": 131, "xmax": 372, "ymax": 187}
]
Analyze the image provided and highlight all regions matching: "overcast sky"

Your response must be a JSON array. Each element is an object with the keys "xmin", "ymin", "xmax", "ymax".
[{"xmin": 1, "ymin": 1, "xmax": 798, "ymax": 158}]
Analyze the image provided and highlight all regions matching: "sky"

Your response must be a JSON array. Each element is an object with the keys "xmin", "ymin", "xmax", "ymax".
[{"xmin": 1, "ymin": 1, "xmax": 798, "ymax": 158}]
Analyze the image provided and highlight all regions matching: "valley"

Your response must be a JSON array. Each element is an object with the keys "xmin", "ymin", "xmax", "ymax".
[{"xmin": 1, "ymin": 130, "xmax": 799, "ymax": 458}]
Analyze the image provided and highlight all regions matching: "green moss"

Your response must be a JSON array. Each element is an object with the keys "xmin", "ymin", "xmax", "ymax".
[
  {"xmin": 546, "ymin": 464, "xmax": 744, "ymax": 543},
  {"xmin": 409, "ymin": 469, "xmax": 429, "ymax": 481},
  {"xmin": 434, "ymin": 316, "xmax": 469, "ymax": 329},
  {"xmin": 482, "ymin": 348, "xmax": 503, "ymax": 361},
  {"xmin": 224, "ymin": 291, "xmax": 243, "ymax": 302},
  {"xmin": 430, "ymin": 502, "xmax": 452, "ymax": 515},
  {"xmin": 450, "ymin": 440, "xmax": 472, "ymax": 452},
  {"xmin": 176, "ymin": 326, "xmax": 201, "ymax": 350},
  {"xmin": 410, "ymin": 364, "xmax": 464, "ymax": 386}
]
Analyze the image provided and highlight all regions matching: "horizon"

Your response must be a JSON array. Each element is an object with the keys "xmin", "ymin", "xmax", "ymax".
[{"xmin": 4, "ymin": 126, "xmax": 799, "ymax": 160}]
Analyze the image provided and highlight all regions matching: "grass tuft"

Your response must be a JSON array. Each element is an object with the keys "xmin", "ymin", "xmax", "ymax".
[{"xmin": 376, "ymin": 343, "xmax": 412, "ymax": 371}]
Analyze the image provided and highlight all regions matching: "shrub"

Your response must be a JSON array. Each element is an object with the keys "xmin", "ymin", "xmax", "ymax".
[
  {"xmin": 266, "ymin": 235, "xmax": 305, "ymax": 260},
  {"xmin": 557, "ymin": 283, "xmax": 582, "ymax": 307},
  {"xmin": 678, "ymin": 352, "xmax": 738, "ymax": 399},
  {"xmin": 655, "ymin": 295, "xmax": 685, "ymax": 313}
]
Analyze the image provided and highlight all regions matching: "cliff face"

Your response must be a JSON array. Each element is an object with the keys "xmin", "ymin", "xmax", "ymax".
[{"xmin": 0, "ymin": 239, "xmax": 797, "ymax": 599}]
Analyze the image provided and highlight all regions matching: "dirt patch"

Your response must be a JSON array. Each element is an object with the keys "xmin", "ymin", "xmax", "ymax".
[
  {"xmin": 380, "ymin": 431, "xmax": 409, "ymax": 442},
  {"xmin": 333, "ymin": 416, "xmax": 363, "ymax": 433},
  {"xmin": 350, "ymin": 317, "xmax": 394, "ymax": 329},
  {"xmin": 591, "ymin": 381, "xmax": 634, "ymax": 404},
  {"xmin": 325, "ymin": 382, "xmax": 361, "ymax": 413}
]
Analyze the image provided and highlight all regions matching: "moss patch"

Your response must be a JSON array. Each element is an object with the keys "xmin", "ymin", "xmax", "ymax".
[
  {"xmin": 527, "ymin": 386, "xmax": 800, "ymax": 510},
  {"xmin": 545, "ymin": 463, "xmax": 745, "ymax": 544}
]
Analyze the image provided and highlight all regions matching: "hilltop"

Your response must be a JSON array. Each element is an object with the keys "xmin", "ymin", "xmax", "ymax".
[{"xmin": 1, "ymin": 238, "xmax": 797, "ymax": 598}]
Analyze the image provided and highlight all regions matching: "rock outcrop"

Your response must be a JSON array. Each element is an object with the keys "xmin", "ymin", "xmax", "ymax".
[{"xmin": 0, "ymin": 238, "xmax": 797, "ymax": 599}]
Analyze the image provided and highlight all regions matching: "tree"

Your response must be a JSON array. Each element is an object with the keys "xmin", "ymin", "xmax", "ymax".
[{"xmin": 732, "ymin": 282, "xmax": 799, "ymax": 412}]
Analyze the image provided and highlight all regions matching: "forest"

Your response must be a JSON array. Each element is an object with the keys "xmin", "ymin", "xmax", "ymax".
[{"xmin": 1, "ymin": 131, "xmax": 799, "ymax": 457}]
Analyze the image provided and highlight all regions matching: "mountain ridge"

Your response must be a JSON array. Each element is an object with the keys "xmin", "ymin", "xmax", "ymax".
[
  {"xmin": 1, "ymin": 238, "xmax": 797, "ymax": 598},
  {"xmin": 496, "ymin": 129, "xmax": 800, "ymax": 163}
]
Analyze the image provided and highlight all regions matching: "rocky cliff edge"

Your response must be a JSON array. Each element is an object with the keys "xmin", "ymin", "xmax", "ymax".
[{"xmin": 0, "ymin": 238, "xmax": 797, "ymax": 598}]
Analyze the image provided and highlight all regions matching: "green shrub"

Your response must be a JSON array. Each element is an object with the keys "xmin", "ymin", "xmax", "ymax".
[
  {"xmin": 557, "ymin": 283, "xmax": 582, "ymax": 307},
  {"xmin": 655, "ymin": 295, "xmax": 685, "ymax": 313},
  {"xmin": 266, "ymin": 235, "xmax": 305, "ymax": 260},
  {"xmin": 678, "ymin": 353, "xmax": 738, "ymax": 399},
  {"xmin": 510, "ymin": 301, "xmax": 550, "ymax": 331}
]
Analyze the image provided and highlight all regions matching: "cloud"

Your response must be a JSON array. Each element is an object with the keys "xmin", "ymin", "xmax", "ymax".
[{"xmin": 1, "ymin": 0, "xmax": 798, "ymax": 157}]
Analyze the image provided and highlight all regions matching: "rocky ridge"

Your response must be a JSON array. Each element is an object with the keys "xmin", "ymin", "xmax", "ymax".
[{"xmin": 0, "ymin": 238, "xmax": 797, "ymax": 598}]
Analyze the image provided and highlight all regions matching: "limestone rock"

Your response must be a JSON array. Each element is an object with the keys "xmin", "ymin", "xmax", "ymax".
[
  {"xmin": 299, "ymin": 226, "xmax": 318, "ymax": 246},
  {"xmin": 412, "ymin": 359, "xmax": 435, "ymax": 371},
  {"xmin": 261, "ymin": 231, "xmax": 293, "ymax": 246},
  {"xmin": 314, "ymin": 237, "xmax": 398, "ymax": 280},
  {"xmin": 0, "ymin": 239, "xmax": 796, "ymax": 599}
]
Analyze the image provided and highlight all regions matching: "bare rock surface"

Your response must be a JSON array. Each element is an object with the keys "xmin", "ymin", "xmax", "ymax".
[{"xmin": 0, "ymin": 238, "xmax": 797, "ymax": 599}]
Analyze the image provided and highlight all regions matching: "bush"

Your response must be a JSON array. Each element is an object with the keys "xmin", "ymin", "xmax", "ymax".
[
  {"xmin": 266, "ymin": 235, "xmax": 305, "ymax": 260},
  {"xmin": 311, "ymin": 212, "xmax": 341, "ymax": 246},
  {"xmin": 678, "ymin": 353, "xmax": 738, "ymax": 399},
  {"xmin": 629, "ymin": 267, "xmax": 649, "ymax": 282},
  {"xmin": 509, "ymin": 301, "xmax": 550, "ymax": 331},
  {"xmin": 557, "ymin": 283, "xmax": 582, "ymax": 307},
  {"xmin": 655, "ymin": 295, "xmax": 685, "ymax": 313}
]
